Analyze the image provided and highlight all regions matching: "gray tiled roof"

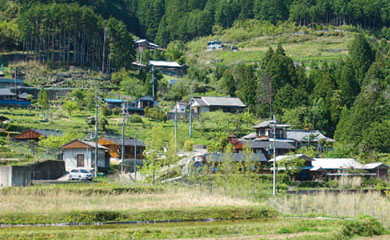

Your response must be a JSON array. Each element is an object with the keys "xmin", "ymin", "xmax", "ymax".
[
  {"xmin": 205, "ymin": 152, "xmax": 267, "ymax": 162},
  {"xmin": 34, "ymin": 129, "xmax": 62, "ymax": 137},
  {"xmin": 101, "ymin": 136, "xmax": 145, "ymax": 147},
  {"xmin": 0, "ymin": 88, "xmax": 15, "ymax": 96},
  {"xmin": 136, "ymin": 95, "xmax": 154, "ymax": 102},
  {"xmin": 18, "ymin": 93, "xmax": 29, "ymax": 99},
  {"xmin": 253, "ymin": 120, "xmax": 290, "ymax": 129},
  {"xmin": 193, "ymin": 98, "xmax": 207, "ymax": 106},
  {"xmin": 286, "ymin": 130, "xmax": 335, "ymax": 142},
  {"xmin": 202, "ymin": 96, "xmax": 246, "ymax": 107},
  {"xmin": 245, "ymin": 140, "xmax": 296, "ymax": 150},
  {"xmin": 241, "ymin": 132, "xmax": 257, "ymax": 139}
]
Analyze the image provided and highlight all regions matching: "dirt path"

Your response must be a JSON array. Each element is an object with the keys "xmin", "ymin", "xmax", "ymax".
[{"xmin": 168, "ymin": 232, "xmax": 322, "ymax": 240}]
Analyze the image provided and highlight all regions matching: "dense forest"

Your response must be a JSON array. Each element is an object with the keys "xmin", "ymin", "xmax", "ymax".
[{"xmin": 2, "ymin": 0, "xmax": 390, "ymax": 48}]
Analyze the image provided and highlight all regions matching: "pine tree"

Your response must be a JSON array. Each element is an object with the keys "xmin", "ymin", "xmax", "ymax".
[{"xmin": 349, "ymin": 33, "xmax": 375, "ymax": 84}]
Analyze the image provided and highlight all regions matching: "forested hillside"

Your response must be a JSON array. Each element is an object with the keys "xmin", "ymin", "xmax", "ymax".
[
  {"xmin": 2, "ymin": 0, "xmax": 390, "ymax": 48},
  {"xmin": 2, "ymin": 0, "xmax": 390, "ymax": 160}
]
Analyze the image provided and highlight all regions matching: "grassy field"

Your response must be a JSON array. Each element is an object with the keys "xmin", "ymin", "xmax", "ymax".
[
  {"xmin": 271, "ymin": 191, "xmax": 390, "ymax": 228},
  {"xmin": 186, "ymin": 23, "xmax": 355, "ymax": 68},
  {"xmin": 0, "ymin": 183, "xmax": 260, "ymax": 215},
  {"xmin": 0, "ymin": 180, "xmax": 388, "ymax": 239}
]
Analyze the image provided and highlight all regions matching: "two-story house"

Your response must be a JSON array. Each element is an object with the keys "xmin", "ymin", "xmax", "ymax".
[{"xmin": 234, "ymin": 120, "xmax": 296, "ymax": 160}]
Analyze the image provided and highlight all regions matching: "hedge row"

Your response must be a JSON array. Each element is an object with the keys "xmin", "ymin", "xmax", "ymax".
[{"xmin": 0, "ymin": 206, "xmax": 278, "ymax": 224}]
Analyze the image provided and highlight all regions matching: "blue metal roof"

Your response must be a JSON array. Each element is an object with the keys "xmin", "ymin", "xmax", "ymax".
[
  {"xmin": 0, "ymin": 78, "xmax": 24, "ymax": 84},
  {"xmin": 0, "ymin": 100, "xmax": 30, "ymax": 106},
  {"xmin": 104, "ymin": 98, "xmax": 123, "ymax": 103}
]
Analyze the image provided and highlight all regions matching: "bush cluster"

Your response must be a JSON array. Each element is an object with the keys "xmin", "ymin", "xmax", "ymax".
[{"xmin": 342, "ymin": 215, "xmax": 384, "ymax": 237}]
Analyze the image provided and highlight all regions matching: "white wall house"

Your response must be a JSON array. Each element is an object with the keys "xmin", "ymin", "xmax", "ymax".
[{"xmin": 62, "ymin": 140, "xmax": 108, "ymax": 171}]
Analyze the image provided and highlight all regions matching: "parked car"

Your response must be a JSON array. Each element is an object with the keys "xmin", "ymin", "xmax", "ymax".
[{"xmin": 69, "ymin": 169, "xmax": 93, "ymax": 181}]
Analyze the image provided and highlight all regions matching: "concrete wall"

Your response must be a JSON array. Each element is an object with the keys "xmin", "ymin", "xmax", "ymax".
[
  {"xmin": 12, "ymin": 166, "xmax": 31, "ymax": 186},
  {"xmin": 30, "ymin": 160, "xmax": 65, "ymax": 180},
  {"xmin": 0, "ymin": 166, "xmax": 11, "ymax": 187},
  {"xmin": 0, "ymin": 165, "xmax": 31, "ymax": 188}
]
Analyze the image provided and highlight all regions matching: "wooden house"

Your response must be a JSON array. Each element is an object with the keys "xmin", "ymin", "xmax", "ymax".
[
  {"xmin": 240, "ymin": 120, "xmax": 334, "ymax": 152},
  {"xmin": 252, "ymin": 120, "xmax": 290, "ymax": 141},
  {"xmin": 98, "ymin": 136, "xmax": 145, "ymax": 168},
  {"xmin": 13, "ymin": 129, "xmax": 62, "ymax": 142},
  {"xmin": 127, "ymin": 95, "xmax": 158, "ymax": 115},
  {"xmin": 62, "ymin": 140, "xmax": 109, "ymax": 171},
  {"xmin": 104, "ymin": 98, "xmax": 123, "ymax": 109},
  {"xmin": 135, "ymin": 39, "xmax": 162, "ymax": 51},
  {"xmin": 0, "ymin": 88, "xmax": 30, "ymax": 107},
  {"xmin": 363, "ymin": 163, "xmax": 389, "ymax": 179},
  {"xmin": 149, "ymin": 61, "xmax": 186, "ymax": 77}
]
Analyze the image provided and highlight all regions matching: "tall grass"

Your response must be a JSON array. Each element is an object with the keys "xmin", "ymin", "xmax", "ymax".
[
  {"xmin": 0, "ymin": 185, "xmax": 260, "ymax": 214},
  {"xmin": 272, "ymin": 192, "xmax": 390, "ymax": 227}
]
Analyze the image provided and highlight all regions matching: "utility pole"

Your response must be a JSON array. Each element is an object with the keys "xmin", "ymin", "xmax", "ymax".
[
  {"xmin": 272, "ymin": 114, "xmax": 277, "ymax": 196},
  {"xmin": 14, "ymin": 67, "xmax": 17, "ymax": 94},
  {"xmin": 175, "ymin": 101, "xmax": 178, "ymax": 152},
  {"xmin": 189, "ymin": 86, "xmax": 193, "ymax": 138},
  {"xmin": 121, "ymin": 103, "xmax": 126, "ymax": 173},
  {"xmin": 151, "ymin": 66, "xmax": 155, "ymax": 98},
  {"xmin": 134, "ymin": 132, "xmax": 137, "ymax": 182},
  {"xmin": 94, "ymin": 79, "xmax": 99, "ymax": 177}
]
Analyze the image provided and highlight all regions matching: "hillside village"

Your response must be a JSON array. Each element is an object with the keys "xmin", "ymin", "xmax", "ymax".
[{"xmin": 2, "ymin": 0, "xmax": 390, "ymax": 239}]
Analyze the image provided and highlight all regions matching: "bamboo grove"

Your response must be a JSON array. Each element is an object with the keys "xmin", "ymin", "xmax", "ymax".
[{"xmin": 17, "ymin": 3, "xmax": 135, "ymax": 72}]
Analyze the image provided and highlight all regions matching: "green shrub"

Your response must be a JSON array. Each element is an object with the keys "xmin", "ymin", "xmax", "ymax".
[
  {"xmin": 362, "ymin": 178, "xmax": 389, "ymax": 189},
  {"xmin": 342, "ymin": 215, "xmax": 384, "ymax": 237},
  {"xmin": 145, "ymin": 107, "xmax": 166, "ymax": 121},
  {"xmin": 112, "ymin": 107, "xmax": 122, "ymax": 115},
  {"xmin": 298, "ymin": 181, "xmax": 327, "ymax": 188},
  {"xmin": 325, "ymin": 180, "xmax": 338, "ymax": 188},
  {"xmin": 184, "ymin": 140, "xmax": 194, "ymax": 151},
  {"xmin": 129, "ymin": 114, "xmax": 143, "ymax": 123},
  {"xmin": 66, "ymin": 210, "xmax": 121, "ymax": 223}
]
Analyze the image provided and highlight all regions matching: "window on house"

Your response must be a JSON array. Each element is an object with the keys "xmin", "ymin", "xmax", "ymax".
[{"xmin": 77, "ymin": 154, "xmax": 84, "ymax": 167}]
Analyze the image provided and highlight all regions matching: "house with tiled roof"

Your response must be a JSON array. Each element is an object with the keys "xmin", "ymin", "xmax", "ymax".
[{"xmin": 191, "ymin": 96, "xmax": 246, "ymax": 114}]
